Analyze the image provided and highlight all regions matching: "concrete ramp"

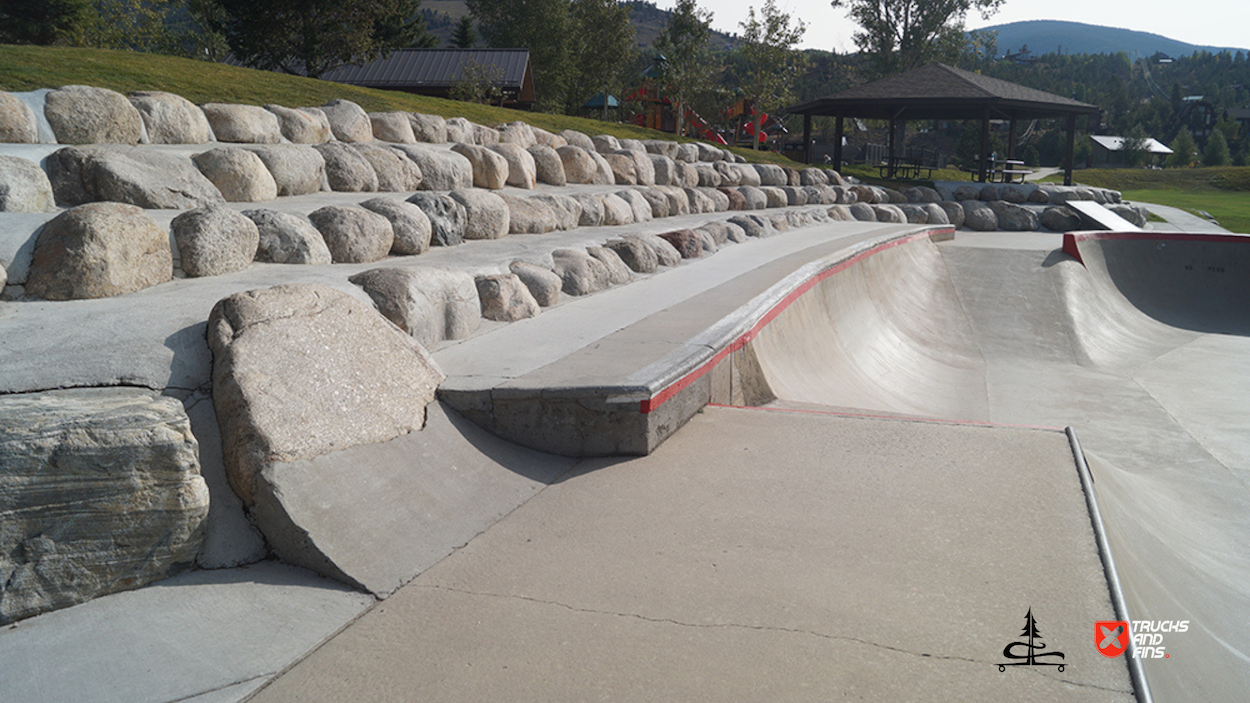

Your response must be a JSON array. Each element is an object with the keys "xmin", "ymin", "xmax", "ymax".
[{"xmin": 1066, "ymin": 201, "xmax": 1142, "ymax": 231}]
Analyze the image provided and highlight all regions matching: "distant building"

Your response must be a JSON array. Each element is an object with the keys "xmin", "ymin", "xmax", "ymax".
[
  {"xmin": 319, "ymin": 49, "xmax": 536, "ymax": 109},
  {"xmin": 1091, "ymin": 135, "xmax": 1173, "ymax": 167}
]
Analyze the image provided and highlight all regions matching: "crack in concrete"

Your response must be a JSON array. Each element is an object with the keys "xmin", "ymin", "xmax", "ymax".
[
  {"xmin": 414, "ymin": 583, "xmax": 1133, "ymax": 694},
  {"xmin": 0, "ymin": 381, "xmax": 197, "ymax": 397}
]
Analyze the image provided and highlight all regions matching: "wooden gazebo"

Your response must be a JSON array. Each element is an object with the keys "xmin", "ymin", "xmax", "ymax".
[{"xmin": 787, "ymin": 64, "xmax": 1101, "ymax": 186}]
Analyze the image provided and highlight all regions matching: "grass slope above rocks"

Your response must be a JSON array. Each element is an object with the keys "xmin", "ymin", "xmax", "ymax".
[
  {"xmin": 1053, "ymin": 167, "xmax": 1250, "ymax": 233},
  {"xmin": 0, "ymin": 44, "xmax": 793, "ymax": 167}
]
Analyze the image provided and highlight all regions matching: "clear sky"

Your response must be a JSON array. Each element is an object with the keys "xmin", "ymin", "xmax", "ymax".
[{"xmin": 649, "ymin": 0, "xmax": 1250, "ymax": 54}]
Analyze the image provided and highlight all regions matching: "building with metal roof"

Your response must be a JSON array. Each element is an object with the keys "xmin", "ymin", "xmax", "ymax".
[
  {"xmin": 320, "ymin": 49, "xmax": 536, "ymax": 109},
  {"xmin": 788, "ymin": 63, "xmax": 1102, "ymax": 185}
]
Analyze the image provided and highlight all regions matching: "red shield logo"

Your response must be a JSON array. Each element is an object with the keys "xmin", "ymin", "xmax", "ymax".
[{"xmin": 1097, "ymin": 620, "xmax": 1129, "ymax": 657}]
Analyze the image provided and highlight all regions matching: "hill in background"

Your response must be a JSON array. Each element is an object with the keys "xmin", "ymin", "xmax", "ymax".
[
  {"xmin": 420, "ymin": 0, "xmax": 739, "ymax": 50},
  {"xmin": 981, "ymin": 20, "xmax": 1247, "ymax": 58}
]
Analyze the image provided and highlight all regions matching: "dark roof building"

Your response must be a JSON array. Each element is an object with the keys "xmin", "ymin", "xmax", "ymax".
[
  {"xmin": 788, "ymin": 63, "xmax": 1102, "ymax": 184},
  {"xmin": 320, "ymin": 49, "xmax": 536, "ymax": 109}
]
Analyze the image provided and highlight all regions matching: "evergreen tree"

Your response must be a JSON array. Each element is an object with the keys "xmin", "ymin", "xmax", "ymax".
[
  {"xmin": 1203, "ymin": 128, "xmax": 1230, "ymax": 166},
  {"xmin": 450, "ymin": 15, "xmax": 476, "ymax": 48},
  {"xmin": 1168, "ymin": 126, "xmax": 1197, "ymax": 168},
  {"xmin": 655, "ymin": 0, "xmax": 717, "ymax": 137},
  {"xmin": 0, "ymin": 0, "xmax": 93, "ymax": 45},
  {"xmin": 1119, "ymin": 125, "xmax": 1149, "ymax": 167},
  {"xmin": 831, "ymin": 0, "xmax": 1004, "ymax": 77}
]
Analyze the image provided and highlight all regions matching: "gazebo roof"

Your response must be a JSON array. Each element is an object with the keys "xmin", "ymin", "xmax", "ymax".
[{"xmin": 789, "ymin": 63, "xmax": 1101, "ymax": 121}]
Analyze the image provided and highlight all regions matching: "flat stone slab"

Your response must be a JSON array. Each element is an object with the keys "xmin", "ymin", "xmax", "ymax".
[{"xmin": 1066, "ymin": 201, "xmax": 1141, "ymax": 231}]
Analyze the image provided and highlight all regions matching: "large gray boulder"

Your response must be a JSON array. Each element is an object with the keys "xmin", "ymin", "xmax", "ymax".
[
  {"xmin": 989, "ymin": 201, "xmax": 1039, "ymax": 231},
  {"xmin": 242, "ymin": 209, "xmax": 332, "ymax": 265},
  {"xmin": 1109, "ymin": 204, "xmax": 1149, "ymax": 227},
  {"xmin": 408, "ymin": 113, "xmax": 447, "ymax": 143},
  {"xmin": 200, "ymin": 103, "xmax": 283, "ymax": 144},
  {"xmin": 626, "ymin": 233, "xmax": 681, "ymax": 267},
  {"xmin": 657, "ymin": 186, "xmax": 690, "ymax": 215},
  {"xmin": 923, "ymin": 203, "xmax": 950, "ymax": 225},
  {"xmin": 192, "ymin": 146, "xmax": 278, "ymax": 202},
  {"xmin": 604, "ymin": 153, "xmax": 637, "ymax": 185},
  {"xmin": 939, "ymin": 201, "xmax": 965, "ymax": 228},
  {"xmin": 753, "ymin": 164, "xmax": 788, "ymax": 186},
  {"xmin": 551, "ymin": 248, "xmax": 611, "ymax": 296},
  {"xmin": 171, "ymin": 205, "xmax": 260, "ymax": 277},
  {"xmin": 489, "ymin": 142, "xmax": 537, "ymax": 189},
  {"xmin": 604, "ymin": 237, "xmax": 658, "ymax": 273},
  {"xmin": 897, "ymin": 204, "xmax": 929, "ymax": 224},
  {"xmin": 529, "ymin": 193, "xmax": 581, "ymax": 230},
  {"xmin": 44, "ymin": 85, "xmax": 143, "ymax": 145},
  {"xmin": 508, "ymin": 261, "xmax": 561, "ymax": 306},
  {"xmin": 27, "ymin": 202, "xmax": 171, "ymax": 300},
  {"xmin": 760, "ymin": 186, "xmax": 788, "ymax": 209},
  {"xmin": 527, "ymin": 144, "xmax": 566, "ymax": 186},
  {"xmin": 592, "ymin": 134, "xmax": 622, "ymax": 154},
  {"xmin": 265, "ymin": 105, "xmax": 333, "ymax": 144},
  {"xmin": 0, "ymin": 91, "xmax": 38, "ymax": 143},
  {"xmin": 658, "ymin": 229, "xmax": 702, "ymax": 259},
  {"xmin": 570, "ymin": 193, "xmax": 605, "ymax": 226},
  {"xmin": 470, "ymin": 122, "xmax": 499, "ymax": 145},
  {"xmin": 495, "ymin": 121, "xmax": 537, "ymax": 148},
  {"xmin": 369, "ymin": 112, "xmax": 416, "ymax": 143},
  {"xmin": 47, "ymin": 145, "xmax": 224, "ymax": 209},
  {"xmin": 531, "ymin": 126, "xmax": 565, "ymax": 148},
  {"xmin": 963, "ymin": 202, "xmax": 999, "ymax": 231},
  {"xmin": 360, "ymin": 197, "xmax": 432, "ymax": 255},
  {"xmin": 587, "ymin": 245, "xmax": 632, "ymax": 285},
  {"xmin": 443, "ymin": 117, "xmax": 473, "ymax": 144},
  {"xmin": 619, "ymin": 149, "xmax": 655, "ymax": 186},
  {"xmin": 314, "ymin": 142, "xmax": 379, "ymax": 192},
  {"xmin": 242, "ymin": 144, "xmax": 326, "ymax": 197},
  {"xmin": 499, "ymin": 193, "xmax": 558, "ymax": 234},
  {"xmin": 616, "ymin": 189, "xmax": 653, "ymax": 222},
  {"xmin": 349, "ymin": 267, "xmax": 480, "ymax": 347},
  {"xmin": 0, "ymin": 388, "xmax": 208, "ymax": 625},
  {"xmin": 354, "ymin": 143, "xmax": 423, "ymax": 192},
  {"xmin": 558, "ymin": 129, "xmax": 595, "ymax": 151},
  {"xmin": 636, "ymin": 188, "xmax": 670, "ymax": 218},
  {"xmin": 206, "ymin": 284, "xmax": 442, "ymax": 583},
  {"xmin": 476, "ymin": 273, "xmax": 540, "ymax": 322},
  {"xmin": 674, "ymin": 143, "xmax": 699, "ymax": 163},
  {"xmin": 0, "ymin": 155, "xmax": 54, "ymax": 212},
  {"xmin": 601, "ymin": 192, "xmax": 634, "ymax": 225},
  {"xmin": 450, "ymin": 144, "xmax": 508, "ymax": 190},
  {"xmin": 643, "ymin": 139, "xmax": 678, "ymax": 158},
  {"xmin": 848, "ymin": 202, "xmax": 876, "ymax": 222},
  {"xmin": 320, "ymin": 99, "xmax": 373, "ymax": 142},
  {"xmin": 695, "ymin": 163, "xmax": 722, "ymax": 187},
  {"xmin": 648, "ymin": 154, "xmax": 677, "ymax": 186},
  {"xmin": 556, "ymin": 145, "xmax": 598, "ymax": 184},
  {"xmin": 738, "ymin": 185, "xmax": 768, "ymax": 210},
  {"xmin": 449, "ymin": 189, "xmax": 509, "ymax": 240},
  {"xmin": 391, "ymin": 144, "xmax": 473, "ymax": 191},
  {"xmin": 129, "ymin": 91, "xmax": 212, "ymax": 144},
  {"xmin": 307, "ymin": 205, "xmax": 394, "ymax": 263},
  {"xmin": 1040, "ymin": 205, "xmax": 1082, "ymax": 232},
  {"xmin": 407, "ymin": 192, "xmax": 467, "ymax": 246}
]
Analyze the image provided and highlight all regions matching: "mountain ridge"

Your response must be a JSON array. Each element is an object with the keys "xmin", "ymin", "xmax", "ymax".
[{"xmin": 978, "ymin": 19, "xmax": 1248, "ymax": 58}]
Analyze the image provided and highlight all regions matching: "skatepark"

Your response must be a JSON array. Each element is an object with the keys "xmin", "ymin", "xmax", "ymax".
[{"xmin": 1, "ymin": 86, "xmax": 1247, "ymax": 702}]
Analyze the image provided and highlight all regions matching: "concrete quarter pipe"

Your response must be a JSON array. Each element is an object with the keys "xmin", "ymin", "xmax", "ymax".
[{"xmin": 745, "ymin": 230, "xmax": 1250, "ymax": 701}]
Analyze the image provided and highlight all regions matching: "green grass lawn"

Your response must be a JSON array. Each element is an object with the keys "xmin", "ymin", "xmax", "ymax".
[
  {"xmin": 0, "ymin": 44, "xmax": 797, "ymax": 167},
  {"xmin": 1120, "ymin": 189, "xmax": 1250, "ymax": 233}
]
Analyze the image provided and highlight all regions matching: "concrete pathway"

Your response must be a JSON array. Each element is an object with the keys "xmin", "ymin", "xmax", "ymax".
[
  {"xmin": 247, "ymin": 406, "xmax": 1133, "ymax": 702},
  {"xmin": 1137, "ymin": 202, "xmax": 1232, "ymax": 233}
]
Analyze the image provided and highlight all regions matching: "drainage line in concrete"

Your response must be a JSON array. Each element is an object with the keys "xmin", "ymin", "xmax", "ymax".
[{"xmin": 1066, "ymin": 426, "xmax": 1153, "ymax": 703}]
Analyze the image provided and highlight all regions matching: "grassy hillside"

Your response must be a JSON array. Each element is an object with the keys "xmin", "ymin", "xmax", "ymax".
[{"xmin": 0, "ymin": 44, "xmax": 793, "ymax": 166}]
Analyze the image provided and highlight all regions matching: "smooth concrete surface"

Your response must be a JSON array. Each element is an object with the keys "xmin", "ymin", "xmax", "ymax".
[
  {"xmin": 1141, "ymin": 202, "xmax": 1232, "ymax": 234},
  {"xmin": 745, "ymin": 231, "xmax": 1250, "ymax": 701},
  {"xmin": 248, "ymin": 406, "xmax": 1133, "ymax": 702},
  {"xmin": 0, "ymin": 562, "xmax": 374, "ymax": 703}
]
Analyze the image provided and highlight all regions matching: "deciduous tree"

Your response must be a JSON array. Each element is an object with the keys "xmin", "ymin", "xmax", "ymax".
[
  {"xmin": 0, "ymin": 0, "xmax": 93, "ymax": 45},
  {"xmin": 567, "ymin": 0, "xmax": 637, "ymax": 113},
  {"xmin": 655, "ymin": 0, "xmax": 716, "ymax": 137},
  {"xmin": 831, "ymin": 0, "xmax": 1004, "ymax": 77},
  {"xmin": 469, "ymin": 0, "xmax": 571, "ymax": 110},
  {"xmin": 738, "ymin": 0, "xmax": 806, "ymax": 149}
]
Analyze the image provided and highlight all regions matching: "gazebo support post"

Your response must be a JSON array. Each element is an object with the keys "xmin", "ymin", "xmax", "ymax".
[
  {"xmin": 833, "ymin": 115, "xmax": 844, "ymax": 173},
  {"xmin": 979, "ymin": 111, "xmax": 991, "ymax": 183},
  {"xmin": 802, "ymin": 113, "xmax": 812, "ymax": 164},
  {"xmin": 887, "ymin": 116, "xmax": 897, "ymax": 178},
  {"xmin": 1008, "ymin": 117, "xmax": 1018, "ymax": 160},
  {"xmin": 1064, "ymin": 114, "xmax": 1077, "ymax": 186}
]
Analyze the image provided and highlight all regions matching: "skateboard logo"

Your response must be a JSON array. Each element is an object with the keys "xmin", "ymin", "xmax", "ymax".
[
  {"xmin": 1096, "ymin": 620, "xmax": 1129, "ymax": 657},
  {"xmin": 999, "ymin": 608, "xmax": 1066, "ymax": 672}
]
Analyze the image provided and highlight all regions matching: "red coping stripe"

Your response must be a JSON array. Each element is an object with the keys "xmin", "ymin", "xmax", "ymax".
[
  {"xmin": 1063, "ymin": 230, "xmax": 1250, "ymax": 266},
  {"xmin": 639, "ymin": 228, "xmax": 952, "ymax": 414}
]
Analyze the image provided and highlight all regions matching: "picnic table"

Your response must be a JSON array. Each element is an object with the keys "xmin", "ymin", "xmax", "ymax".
[
  {"xmin": 967, "ymin": 158, "xmax": 1032, "ymax": 183},
  {"xmin": 878, "ymin": 156, "xmax": 933, "ymax": 180}
]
